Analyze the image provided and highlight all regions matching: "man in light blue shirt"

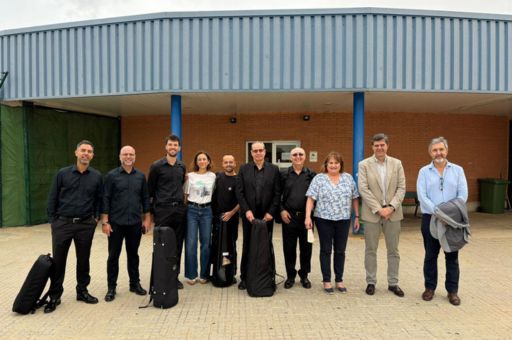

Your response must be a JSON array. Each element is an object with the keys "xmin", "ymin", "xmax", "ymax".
[{"xmin": 417, "ymin": 137, "xmax": 468, "ymax": 306}]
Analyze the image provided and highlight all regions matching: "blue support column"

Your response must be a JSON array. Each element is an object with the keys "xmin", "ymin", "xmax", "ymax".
[
  {"xmin": 170, "ymin": 95, "xmax": 182, "ymax": 160},
  {"xmin": 353, "ymin": 92, "xmax": 365, "ymax": 234}
]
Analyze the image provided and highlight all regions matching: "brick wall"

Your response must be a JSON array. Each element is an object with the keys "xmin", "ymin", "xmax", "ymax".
[{"xmin": 122, "ymin": 112, "xmax": 509, "ymax": 204}]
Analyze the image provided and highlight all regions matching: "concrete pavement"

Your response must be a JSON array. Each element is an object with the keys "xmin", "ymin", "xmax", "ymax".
[{"xmin": 1, "ymin": 212, "xmax": 511, "ymax": 339}]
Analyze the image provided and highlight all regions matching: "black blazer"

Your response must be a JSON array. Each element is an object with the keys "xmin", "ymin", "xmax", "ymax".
[{"xmin": 236, "ymin": 161, "xmax": 281, "ymax": 218}]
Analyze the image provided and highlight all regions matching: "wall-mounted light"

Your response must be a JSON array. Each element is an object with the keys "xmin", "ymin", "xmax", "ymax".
[
  {"xmin": 303, "ymin": 114, "xmax": 310, "ymax": 121},
  {"xmin": 230, "ymin": 116, "xmax": 237, "ymax": 124}
]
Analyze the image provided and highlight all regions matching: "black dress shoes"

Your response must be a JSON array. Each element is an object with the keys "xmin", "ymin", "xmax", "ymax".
[
  {"xmin": 76, "ymin": 291, "xmax": 99, "ymax": 304},
  {"xmin": 44, "ymin": 298, "xmax": 61, "ymax": 313},
  {"xmin": 176, "ymin": 279, "xmax": 184, "ymax": 290},
  {"xmin": 300, "ymin": 278, "xmax": 312, "ymax": 289},
  {"xmin": 130, "ymin": 283, "xmax": 147, "ymax": 296},
  {"xmin": 366, "ymin": 284, "xmax": 375, "ymax": 295},
  {"xmin": 284, "ymin": 278, "xmax": 295, "ymax": 289},
  {"xmin": 388, "ymin": 285, "xmax": 405, "ymax": 297},
  {"xmin": 238, "ymin": 280, "xmax": 246, "ymax": 290},
  {"xmin": 105, "ymin": 288, "xmax": 116, "ymax": 302}
]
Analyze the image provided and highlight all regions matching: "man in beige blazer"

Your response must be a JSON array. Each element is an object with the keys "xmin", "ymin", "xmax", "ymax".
[{"xmin": 358, "ymin": 133, "xmax": 406, "ymax": 297}]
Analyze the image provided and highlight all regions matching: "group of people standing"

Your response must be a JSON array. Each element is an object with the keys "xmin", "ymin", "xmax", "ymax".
[{"xmin": 43, "ymin": 133, "xmax": 467, "ymax": 314}]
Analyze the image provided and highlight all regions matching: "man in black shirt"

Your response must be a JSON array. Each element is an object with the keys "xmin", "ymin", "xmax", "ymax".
[
  {"xmin": 147, "ymin": 135, "xmax": 187, "ymax": 289},
  {"xmin": 101, "ymin": 145, "xmax": 150, "ymax": 302},
  {"xmin": 45, "ymin": 140, "xmax": 103, "ymax": 313},
  {"xmin": 236, "ymin": 142, "xmax": 281, "ymax": 290},
  {"xmin": 280, "ymin": 147, "xmax": 315, "ymax": 289},
  {"xmin": 211, "ymin": 155, "xmax": 240, "ymax": 278}
]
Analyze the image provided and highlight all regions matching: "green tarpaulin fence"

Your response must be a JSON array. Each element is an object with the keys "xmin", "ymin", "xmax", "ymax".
[{"xmin": 0, "ymin": 104, "xmax": 120, "ymax": 226}]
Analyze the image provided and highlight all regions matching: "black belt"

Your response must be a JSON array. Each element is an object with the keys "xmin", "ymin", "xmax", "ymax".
[
  {"xmin": 189, "ymin": 202, "xmax": 211, "ymax": 208},
  {"xmin": 158, "ymin": 201, "xmax": 184, "ymax": 207},
  {"xmin": 288, "ymin": 210, "xmax": 305, "ymax": 217},
  {"xmin": 58, "ymin": 216, "xmax": 92, "ymax": 224},
  {"xmin": 382, "ymin": 204, "xmax": 393, "ymax": 208}
]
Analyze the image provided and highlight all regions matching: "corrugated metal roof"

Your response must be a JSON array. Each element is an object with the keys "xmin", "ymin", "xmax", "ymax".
[{"xmin": 1, "ymin": 8, "xmax": 511, "ymax": 100}]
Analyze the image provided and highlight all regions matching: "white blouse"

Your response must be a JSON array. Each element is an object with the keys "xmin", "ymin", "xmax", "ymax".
[{"xmin": 184, "ymin": 172, "xmax": 216, "ymax": 204}]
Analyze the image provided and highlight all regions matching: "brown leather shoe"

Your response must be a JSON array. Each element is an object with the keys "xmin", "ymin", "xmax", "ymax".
[
  {"xmin": 422, "ymin": 288, "xmax": 435, "ymax": 301},
  {"xmin": 388, "ymin": 285, "xmax": 405, "ymax": 297},
  {"xmin": 448, "ymin": 292, "xmax": 461, "ymax": 306}
]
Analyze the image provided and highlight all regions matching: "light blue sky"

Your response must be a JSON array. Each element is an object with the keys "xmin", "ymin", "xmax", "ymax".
[{"xmin": 1, "ymin": 0, "xmax": 511, "ymax": 31}]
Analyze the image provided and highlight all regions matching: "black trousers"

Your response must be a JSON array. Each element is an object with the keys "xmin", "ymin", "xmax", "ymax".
[
  {"xmin": 282, "ymin": 213, "xmax": 312, "ymax": 279},
  {"xmin": 49, "ymin": 217, "xmax": 96, "ymax": 298},
  {"xmin": 107, "ymin": 222, "xmax": 143, "ymax": 288},
  {"xmin": 154, "ymin": 204, "xmax": 187, "ymax": 274},
  {"xmin": 314, "ymin": 217, "xmax": 350, "ymax": 283},
  {"xmin": 240, "ymin": 215, "xmax": 273, "ymax": 281}
]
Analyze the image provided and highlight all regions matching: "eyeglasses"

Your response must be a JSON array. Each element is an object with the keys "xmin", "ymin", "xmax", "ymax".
[
  {"xmin": 252, "ymin": 149, "xmax": 265, "ymax": 153},
  {"xmin": 291, "ymin": 153, "xmax": 304, "ymax": 157},
  {"xmin": 440, "ymin": 177, "xmax": 444, "ymax": 191}
]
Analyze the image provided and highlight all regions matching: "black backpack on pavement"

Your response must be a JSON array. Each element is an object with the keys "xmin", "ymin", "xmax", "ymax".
[{"xmin": 13, "ymin": 254, "xmax": 54, "ymax": 314}]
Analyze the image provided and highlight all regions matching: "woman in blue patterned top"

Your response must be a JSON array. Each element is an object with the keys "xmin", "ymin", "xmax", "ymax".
[{"xmin": 305, "ymin": 151, "xmax": 360, "ymax": 294}]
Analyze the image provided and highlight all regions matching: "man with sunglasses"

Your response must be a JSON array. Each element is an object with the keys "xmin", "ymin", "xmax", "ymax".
[
  {"xmin": 417, "ymin": 136, "xmax": 468, "ymax": 306},
  {"xmin": 236, "ymin": 141, "xmax": 281, "ymax": 290},
  {"xmin": 280, "ymin": 147, "xmax": 316, "ymax": 289}
]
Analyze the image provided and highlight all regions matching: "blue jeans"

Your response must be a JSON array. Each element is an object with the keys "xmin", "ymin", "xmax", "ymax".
[
  {"xmin": 185, "ymin": 205, "xmax": 213, "ymax": 280},
  {"xmin": 421, "ymin": 214, "xmax": 459, "ymax": 293},
  {"xmin": 314, "ymin": 217, "xmax": 350, "ymax": 283}
]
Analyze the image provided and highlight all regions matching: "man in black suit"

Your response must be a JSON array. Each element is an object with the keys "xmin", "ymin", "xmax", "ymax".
[{"xmin": 236, "ymin": 141, "xmax": 281, "ymax": 290}]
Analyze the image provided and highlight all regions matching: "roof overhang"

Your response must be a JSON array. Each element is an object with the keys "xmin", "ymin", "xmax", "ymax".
[{"xmin": 5, "ymin": 91, "xmax": 510, "ymax": 118}]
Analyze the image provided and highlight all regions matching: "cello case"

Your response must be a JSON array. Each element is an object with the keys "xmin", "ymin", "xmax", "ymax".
[{"xmin": 150, "ymin": 226, "xmax": 178, "ymax": 308}]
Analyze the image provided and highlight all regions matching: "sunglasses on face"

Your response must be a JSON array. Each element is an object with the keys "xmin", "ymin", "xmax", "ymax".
[{"xmin": 291, "ymin": 153, "xmax": 305, "ymax": 157}]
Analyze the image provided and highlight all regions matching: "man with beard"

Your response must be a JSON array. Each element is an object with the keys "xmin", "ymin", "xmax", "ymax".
[
  {"xmin": 417, "ymin": 136, "xmax": 468, "ymax": 306},
  {"xmin": 236, "ymin": 142, "xmax": 281, "ymax": 290},
  {"xmin": 148, "ymin": 135, "xmax": 187, "ymax": 289},
  {"xmin": 211, "ymin": 155, "xmax": 240, "ymax": 279},
  {"xmin": 101, "ymin": 145, "xmax": 151, "ymax": 301},
  {"xmin": 45, "ymin": 140, "xmax": 103, "ymax": 313}
]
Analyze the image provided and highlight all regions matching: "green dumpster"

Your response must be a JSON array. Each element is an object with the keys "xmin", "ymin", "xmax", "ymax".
[{"xmin": 478, "ymin": 178, "xmax": 510, "ymax": 214}]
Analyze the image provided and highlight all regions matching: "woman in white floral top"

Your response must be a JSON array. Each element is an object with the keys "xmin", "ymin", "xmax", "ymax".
[{"xmin": 305, "ymin": 151, "xmax": 360, "ymax": 294}]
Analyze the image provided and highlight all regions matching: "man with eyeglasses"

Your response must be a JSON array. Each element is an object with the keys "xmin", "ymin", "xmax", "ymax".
[
  {"xmin": 279, "ymin": 147, "xmax": 316, "ymax": 289},
  {"xmin": 358, "ymin": 133, "xmax": 406, "ymax": 297},
  {"xmin": 101, "ymin": 146, "xmax": 150, "ymax": 302},
  {"xmin": 417, "ymin": 136, "xmax": 468, "ymax": 306},
  {"xmin": 236, "ymin": 142, "xmax": 281, "ymax": 290}
]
